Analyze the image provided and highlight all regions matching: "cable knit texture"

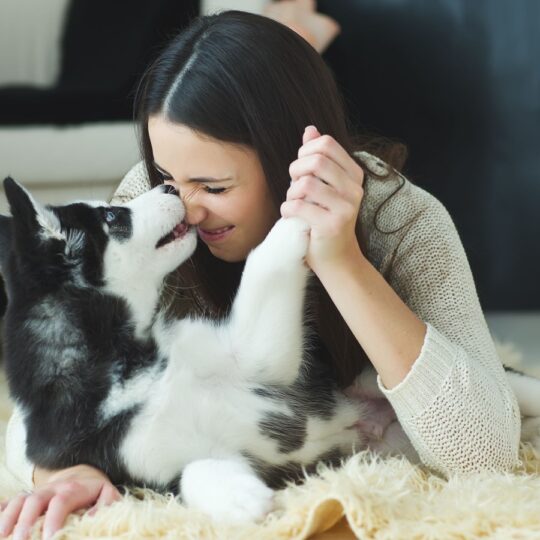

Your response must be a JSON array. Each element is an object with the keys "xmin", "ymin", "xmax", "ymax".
[{"xmin": 4, "ymin": 153, "xmax": 521, "ymax": 487}]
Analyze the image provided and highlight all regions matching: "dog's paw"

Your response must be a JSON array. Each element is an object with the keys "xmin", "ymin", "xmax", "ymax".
[
  {"xmin": 264, "ymin": 217, "xmax": 310, "ymax": 263},
  {"xmin": 181, "ymin": 459, "xmax": 274, "ymax": 524}
]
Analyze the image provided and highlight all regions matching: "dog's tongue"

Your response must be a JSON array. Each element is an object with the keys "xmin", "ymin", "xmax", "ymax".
[{"xmin": 173, "ymin": 222, "xmax": 187, "ymax": 238}]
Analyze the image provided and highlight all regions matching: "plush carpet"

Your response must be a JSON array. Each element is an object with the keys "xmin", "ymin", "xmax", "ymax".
[{"xmin": 1, "ymin": 341, "xmax": 540, "ymax": 540}]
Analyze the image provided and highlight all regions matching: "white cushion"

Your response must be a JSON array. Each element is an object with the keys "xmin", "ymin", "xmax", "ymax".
[
  {"xmin": 0, "ymin": 0, "xmax": 70, "ymax": 87},
  {"xmin": 0, "ymin": 122, "xmax": 140, "ymax": 213}
]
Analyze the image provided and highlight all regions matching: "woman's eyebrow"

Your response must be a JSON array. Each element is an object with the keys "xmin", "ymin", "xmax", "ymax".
[
  {"xmin": 188, "ymin": 176, "xmax": 233, "ymax": 183},
  {"xmin": 153, "ymin": 161, "xmax": 171, "ymax": 176},
  {"xmin": 153, "ymin": 163, "xmax": 233, "ymax": 184},
  {"xmin": 153, "ymin": 161, "xmax": 232, "ymax": 183}
]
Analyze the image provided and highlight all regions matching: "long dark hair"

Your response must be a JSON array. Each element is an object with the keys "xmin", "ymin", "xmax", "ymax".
[{"xmin": 134, "ymin": 10, "xmax": 405, "ymax": 387}]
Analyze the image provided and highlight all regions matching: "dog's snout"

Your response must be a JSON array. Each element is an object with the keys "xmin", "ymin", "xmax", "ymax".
[{"xmin": 162, "ymin": 184, "xmax": 179, "ymax": 196}]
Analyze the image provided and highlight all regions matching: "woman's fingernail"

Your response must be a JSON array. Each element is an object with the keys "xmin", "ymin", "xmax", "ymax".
[{"xmin": 43, "ymin": 527, "xmax": 53, "ymax": 540}]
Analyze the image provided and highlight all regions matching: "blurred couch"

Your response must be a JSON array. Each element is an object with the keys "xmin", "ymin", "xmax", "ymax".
[
  {"xmin": 0, "ymin": 0, "xmax": 539, "ymax": 314},
  {"xmin": 318, "ymin": 0, "xmax": 540, "ymax": 311},
  {"xmin": 0, "ymin": 0, "xmax": 198, "ymax": 212}
]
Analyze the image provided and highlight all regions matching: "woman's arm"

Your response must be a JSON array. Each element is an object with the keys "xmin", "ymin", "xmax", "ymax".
[
  {"xmin": 313, "ymin": 242, "xmax": 427, "ymax": 390},
  {"xmin": 282, "ymin": 126, "xmax": 521, "ymax": 476},
  {"xmin": 283, "ymin": 125, "xmax": 426, "ymax": 389}
]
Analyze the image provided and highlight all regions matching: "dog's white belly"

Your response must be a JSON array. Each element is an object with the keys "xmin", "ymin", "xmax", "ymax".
[
  {"xmin": 119, "ymin": 367, "xmax": 363, "ymax": 486},
  {"xmin": 119, "ymin": 366, "xmax": 285, "ymax": 486}
]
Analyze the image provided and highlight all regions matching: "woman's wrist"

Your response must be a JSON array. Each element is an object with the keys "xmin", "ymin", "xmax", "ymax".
[
  {"xmin": 33, "ymin": 465, "xmax": 53, "ymax": 488},
  {"xmin": 310, "ymin": 239, "xmax": 368, "ymax": 283}
]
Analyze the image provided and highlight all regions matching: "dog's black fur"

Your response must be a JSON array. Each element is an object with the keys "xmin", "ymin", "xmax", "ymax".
[
  {"xmin": 0, "ymin": 178, "xmax": 174, "ymax": 488},
  {"xmin": 0, "ymin": 177, "xmax": 360, "ymax": 497}
]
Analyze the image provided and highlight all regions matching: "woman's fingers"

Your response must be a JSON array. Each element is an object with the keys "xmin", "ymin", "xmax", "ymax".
[
  {"xmin": 302, "ymin": 125, "xmax": 320, "ymax": 146},
  {"xmin": 298, "ymin": 133, "xmax": 362, "ymax": 181},
  {"xmin": 0, "ymin": 466, "xmax": 117, "ymax": 540},
  {"xmin": 11, "ymin": 491, "xmax": 54, "ymax": 540},
  {"xmin": 0, "ymin": 493, "xmax": 30, "ymax": 537},
  {"xmin": 288, "ymin": 175, "xmax": 346, "ymax": 211},
  {"xmin": 40, "ymin": 483, "xmax": 100, "ymax": 540},
  {"xmin": 87, "ymin": 484, "xmax": 122, "ymax": 517},
  {"xmin": 288, "ymin": 174, "xmax": 363, "ymax": 213},
  {"xmin": 289, "ymin": 153, "xmax": 346, "ymax": 189},
  {"xmin": 281, "ymin": 196, "xmax": 328, "ymax": 224}
]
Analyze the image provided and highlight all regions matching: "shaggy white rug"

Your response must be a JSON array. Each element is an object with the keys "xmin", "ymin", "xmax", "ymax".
[{"xmin": 1, "ymin": 341, "xmax": 540, "ymax": 540}]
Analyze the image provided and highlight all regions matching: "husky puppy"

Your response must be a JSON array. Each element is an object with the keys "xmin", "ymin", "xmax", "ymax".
[{"xmin": 0, "ymin": 177, "xmax": 385, "ymax": 522}]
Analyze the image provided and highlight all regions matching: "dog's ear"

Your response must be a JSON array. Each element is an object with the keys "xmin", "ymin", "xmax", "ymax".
[
  {"xmin": 3, "ymin": 177, "xmax": 64, "ymax": 242},
  {"xmin": 0, "ymin": 214, "xmax": 13, "ymax": 273}
]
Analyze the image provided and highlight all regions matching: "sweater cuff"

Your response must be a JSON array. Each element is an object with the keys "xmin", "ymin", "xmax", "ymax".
[
  {"xmin": 5, "ymin": 407, "xmax": 34, "ymax": 489},
  {"xmin": 376, "ymin": 323, "xmax": 458, "ymax": 421}
]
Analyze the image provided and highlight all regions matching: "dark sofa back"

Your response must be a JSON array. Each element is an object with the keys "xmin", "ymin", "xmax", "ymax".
[
  {"xmin": 0, "ymin": 0, "xmax": 199, "ymax": 125},
  {"xmin": 319, "ymin": 0, "xmax": 540, "ymax": 310}
]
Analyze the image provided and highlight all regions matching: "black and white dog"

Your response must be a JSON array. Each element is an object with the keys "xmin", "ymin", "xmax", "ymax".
[{"xmin": 0, "ymin": 177, "xmax": 398, "ymax": 522}]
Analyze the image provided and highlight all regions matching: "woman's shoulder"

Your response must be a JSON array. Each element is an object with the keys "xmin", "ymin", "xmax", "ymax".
[
  {"xmin": 356, "ymin": 151, "xmax": 460, "ymax": 273},
  {"xmin": 356, "ymin": 151, "xmax": 453, "ymax": 233},
  {"xmin": 109, "ymin": 161, "xmax": 151, "ymax": 205}
]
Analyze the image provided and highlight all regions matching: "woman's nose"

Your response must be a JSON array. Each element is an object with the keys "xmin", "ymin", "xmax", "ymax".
[
  {"xmin": 184, "ymin": 200, "xmax": 208, "ymax": 226},
  {"xmin": 163, "ymin": 180, "xmax": 207, "ymax": 225}
]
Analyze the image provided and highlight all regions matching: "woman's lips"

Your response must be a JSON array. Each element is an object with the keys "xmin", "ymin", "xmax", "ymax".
[{"xmin": 197, "ymin": 225, "xmax": 235, "ymax": 243}]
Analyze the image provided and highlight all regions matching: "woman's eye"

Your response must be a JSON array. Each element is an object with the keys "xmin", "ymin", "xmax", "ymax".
[{"xmin": 204, "ymin": 186, "xmax": 226, "ymax": 194}]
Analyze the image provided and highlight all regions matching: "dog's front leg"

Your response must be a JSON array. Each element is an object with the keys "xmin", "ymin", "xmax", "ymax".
[
  {"xmin": 225, "ymin": 217, "xmax": 310, "ymax": 385},
  {"xmin": 180, "ymin": 458, "xmax": 274, "ymax": 523}
]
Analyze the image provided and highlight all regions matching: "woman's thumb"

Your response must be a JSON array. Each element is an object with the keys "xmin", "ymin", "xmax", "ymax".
[{"xmin": 303, "ymin": 125, "xmax": 321, "ymax": 144}]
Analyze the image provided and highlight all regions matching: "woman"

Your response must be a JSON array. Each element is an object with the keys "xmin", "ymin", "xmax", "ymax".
[{"xmin": 0, "ymin": 10, "xmax": 520, "ymax": 540}]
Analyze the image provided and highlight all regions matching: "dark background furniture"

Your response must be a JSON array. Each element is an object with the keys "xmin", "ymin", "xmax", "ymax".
[
  {"xmin": 1, "ymin": 0, "xmax": 538, "ymax": 315},
  {"xmin": 0, "ymin": 0, "xmax": 199, "ymax": 125},
  {"xmin": 319, "ymin": 0, "xmax": 540, "ymax": 310}
]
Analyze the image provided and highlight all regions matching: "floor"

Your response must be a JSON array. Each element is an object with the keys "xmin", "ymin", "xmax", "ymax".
[{"xmin": 486, "ymin": 311, "xmax": 540, "ymax": 368}]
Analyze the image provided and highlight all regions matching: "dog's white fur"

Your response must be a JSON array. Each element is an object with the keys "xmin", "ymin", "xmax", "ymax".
[{"xmin": 92, "ymin": 190, "xmax": 361, "ymax": 521}]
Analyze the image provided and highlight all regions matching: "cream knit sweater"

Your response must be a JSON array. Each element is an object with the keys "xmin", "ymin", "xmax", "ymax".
[{"xmin": 4, "ymin": 152, "xmax": 521, "ymax": 487}]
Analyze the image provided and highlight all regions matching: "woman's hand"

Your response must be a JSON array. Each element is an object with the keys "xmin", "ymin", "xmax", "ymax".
[
  {"xmin": 0, "ymin": 465, "xmax": 121, "ymax": 540},
  {"xmin": 281, "ymin": 125, "xmax": 365, "ymax": 274},
  {"xmin": 263, "ymin": 0, "xmax": 341, "ymax": 53}
]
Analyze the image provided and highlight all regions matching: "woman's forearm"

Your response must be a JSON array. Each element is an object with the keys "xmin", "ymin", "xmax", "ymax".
[{"xmin": 315, "ymin": 244, "xmax": 427, "ymax": 389}]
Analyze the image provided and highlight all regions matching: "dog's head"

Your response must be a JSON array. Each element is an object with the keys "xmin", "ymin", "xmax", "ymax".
[{"xmin": 0, "ymin": 178, "xmax": 197, "ymax": 302}]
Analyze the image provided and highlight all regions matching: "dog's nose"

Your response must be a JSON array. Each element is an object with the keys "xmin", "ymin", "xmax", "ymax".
[{"xmin": 162, "ymin": 184, "xmax": 179, "ymax": 196}]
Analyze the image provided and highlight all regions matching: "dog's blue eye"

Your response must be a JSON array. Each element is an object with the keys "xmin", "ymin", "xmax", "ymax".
[{"xmin": 105, "ymin": 210, "xmax": 116, "ymax": 223}]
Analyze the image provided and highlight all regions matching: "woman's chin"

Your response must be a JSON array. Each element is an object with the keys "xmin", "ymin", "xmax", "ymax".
[{"xmin": 207, "ymin": 244, "xmax": 246, "ymax": 263}]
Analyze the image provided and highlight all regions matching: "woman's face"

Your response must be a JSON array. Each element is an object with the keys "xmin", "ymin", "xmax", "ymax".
[{"xmin": 148, "ymin": 116, "xmax": 280, "ymax": 262}]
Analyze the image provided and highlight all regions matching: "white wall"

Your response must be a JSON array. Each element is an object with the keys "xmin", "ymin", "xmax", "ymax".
[
  {"xmin": 201, "ymin": 0, "xmax": 269, "ymax": 16},
  {"xmin": 0, "ymin": 0, "xmax": 70, "ymax": 87}
]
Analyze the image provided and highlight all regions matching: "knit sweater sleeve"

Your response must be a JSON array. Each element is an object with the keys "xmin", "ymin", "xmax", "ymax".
[
  {"xmin": 375, "ymin": 187, "xmax": 521, "ymax": 476},
  {"xmin": 5, "ymin": 406, "xmax": 33, "ymax": 488},
  {"xmin": 109, "ymin": 161, "xmax": 151, "ymax": 204}
]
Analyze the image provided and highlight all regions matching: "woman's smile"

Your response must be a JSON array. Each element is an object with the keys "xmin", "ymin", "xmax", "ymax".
[{"xmin": 197, "ymin": 225, "xmax": 236, "ymax": 243}]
